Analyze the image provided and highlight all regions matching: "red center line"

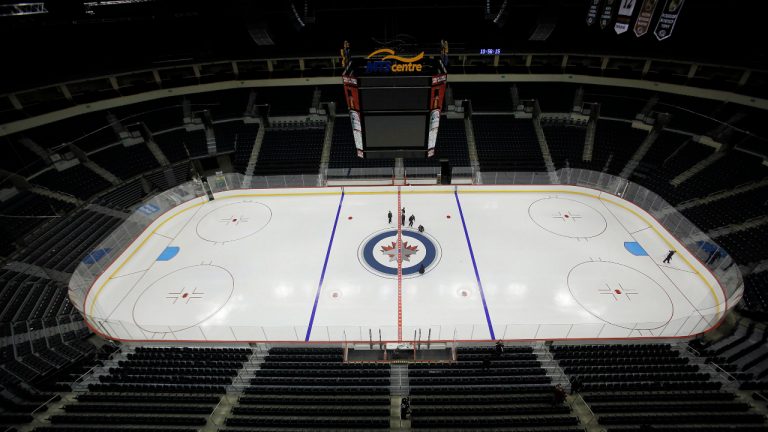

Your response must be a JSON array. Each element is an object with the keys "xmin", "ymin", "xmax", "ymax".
[{"xmin": 397, "ymin": 187, "xmax": 403, "ymax": 342}]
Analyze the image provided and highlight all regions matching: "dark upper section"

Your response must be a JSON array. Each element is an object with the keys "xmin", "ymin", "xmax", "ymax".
[{"xmin": 0, "ymin": 0, "xmax": 765, "ymax": 92}]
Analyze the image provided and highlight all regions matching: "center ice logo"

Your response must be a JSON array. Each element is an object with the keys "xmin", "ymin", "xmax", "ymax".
[
  {"xmin": 380, "ymin": 241, "xmax": 419, "ymax": 262},
  {"xmin": 358, "ymin": 229, "xmax": 441, "ymax": 279}
]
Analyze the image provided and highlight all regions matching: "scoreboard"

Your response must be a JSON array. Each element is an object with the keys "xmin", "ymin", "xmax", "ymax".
[{"xmin": 342, "ymin": 49, "xmax": 447, "ymax": 159}]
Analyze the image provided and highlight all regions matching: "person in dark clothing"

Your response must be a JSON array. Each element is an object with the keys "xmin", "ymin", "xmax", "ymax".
[
  {"xmin": 570, "ymin": 376, "xmax": 582, "ymax": 394},
  {"xmin": 388, "ymin": 211, "xmax": 392, "ymax": 224},
  {"xmin": 408, "ymin": 215, "xmax": 415, "ymax": 227},
  {"xmin": 663, "ymin": 250, "xmax": 675, "ymax": 264},
  {"xmin": 418, "ymin": 224, "xmax": 424, "ymax": 233},
  {"xmin": 552, "ymin": 384, "xmax": 566, "ymax": 406},
  {"xmin": 495, "ymin": 340, "xmax": 505, "ymax": 355},
  {"xmin": 418, "ymin": 264, "xmax": 425, "ymax": 274},
  {"xmin": 400, "ymin": 397, "xmax": 410, "ymax": 420},
  {"xmin": 401, "ymin": 209, "xmax": 406, "ymax": 226}
]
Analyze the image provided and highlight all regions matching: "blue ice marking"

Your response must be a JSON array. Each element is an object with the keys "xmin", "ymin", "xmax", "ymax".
[
  {"xmin": 157, "ymin": 246, "xmax": 180, "ymax": 261},
  {"xmin": 137, "ymin": 203, "xmax": 160, "ymax": 215},
  {"xmin": 624, "ymin": 242, "xmax": 648, "ymax": 256},
  {"xmin": 82, "ymin": 248, "xmax": 111, "ymax": 265}
]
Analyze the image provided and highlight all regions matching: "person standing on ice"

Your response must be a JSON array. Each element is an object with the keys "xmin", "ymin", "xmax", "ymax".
[
  {"xmin": 401, "ymin": 208, "xmax": 406, "ymax": 225},
  {"xmin": 388, "ymin": 210, "xmax": 392, "ymax": 224},
  {"xmin": 663, "ymin": 250, "xmax": 675, "ymax": 264},
  {"xmin": 408, "ymin": 215, "xmax": 415, "ymax": 228}
]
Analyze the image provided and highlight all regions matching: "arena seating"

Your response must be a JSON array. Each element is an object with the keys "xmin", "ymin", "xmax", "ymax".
[
  {"xmin": 405, "ymin": 118, "xmax": 470, "ymax": 169},
  {"xmin": 212, "ymin": 120, "xmax": 259, "ymax": 154},
  {"xmin": 88, "ymin": 143, "xmax": 160, "ymax": 180},
  {"xmin": 742, "ymin": 271, "xmax": 768, "ymax": 318},
  {"xmin": 1, "ymin": 328, "xmax": 97, "ymax": 430},
  {"xmin": 542, "ymin": 120, "xmax": 587, "ymax": 169},
  {"xmin": 30, "ymin": 165, "xmax": 111, "ymax": 201},
  {"xmin": 583, "ymin": 87, "xmax": 648, "ymax": 119},
  {"xmin": 329, "ymin": 119, "xmax": 394, "ymax": 170},
  {"xmin": 591, "ymin": 120, "xmax": 648, "ymax": 174},
  {"xmin": 409, "ymin": 345, "xmax": 580, "ymax": 430},
  {"xmin": 554, "ymin": 343, "xmax": 767, "ymax": 430},
  {"xmin": 682, "ymin": 185, "xmax": 768, "ymax": 231},
  {"xmin": 36, "ymin": 347, "xmax": 251, "ymax": 431},
  {"xmin": 631, "ymin": 135, "xmax": 715, "ymax": 204},
  {"xmin": 0, "ymin": 192, "xmax": 76, "ymax": 256},
  {"xmin": 187, "ymin": 89, "xmax": 250, "ymax": 121},
  {"xmin": 109, "ymin": 100, "xmax": 184, "ymax": 133},
  {"xmin": 473, "ymin": 116, "xmax": 546, "ymax": 172},
  {"xmin": 251, "ymin": 126, "xmax": 325, "ymax": 175},
  {"xmin": 223, "ymin": 347, "xmax": 390, "ymax": 430}
]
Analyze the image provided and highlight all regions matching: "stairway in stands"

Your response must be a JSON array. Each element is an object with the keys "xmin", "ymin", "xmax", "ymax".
[
  {"xmin": 551, "ymin": 342, "xmax": 768, "ymax": 431},
  {"xmin": 222, "ymin": 346, "xmax": 390, "ymax": 431},
  {"xmin": 408, "ymin": 345, "xmax": 582, "ymax": 430},
  {"xmin": 30, "ymin": 346, "xmax": 252, "ymax": 432}
]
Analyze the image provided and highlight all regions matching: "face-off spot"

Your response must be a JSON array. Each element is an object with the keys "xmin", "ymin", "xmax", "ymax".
[
  {"xmin": 567, "ymin": 261, "xmax": 673, "ymax": 330},
  {"xmin": 132, "ymin": 264, "xmax": 235, "ymax": 333},
  {"xmin": 528, "ymin": 197, "xmax": 607, "ymax": 239},
  {"xmin": 196, "ymin": 201, "xmax": 272, "ymax": 244}
]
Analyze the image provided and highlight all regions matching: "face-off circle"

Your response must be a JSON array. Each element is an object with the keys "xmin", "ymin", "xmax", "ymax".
[
  {"xmin": 132, "ymin": 264, "xmax": 235, "ymax": 333},
  {"xmin": 196, "ymin": 201, "xmax": 272, "ymax": 244},
  {"xmin": 358, "ymin": 229, "xmax": 442, "ymax": 279},
  {"xmin": 567, "ymin": 261, "xmax": 673, "ymax": 330},
  {"xmin": 528, "ymin": 197, "xmax": 607, "ymax": 239}
]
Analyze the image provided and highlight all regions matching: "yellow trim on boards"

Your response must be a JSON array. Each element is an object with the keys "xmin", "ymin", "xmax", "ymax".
[{"xmin": 87, "ymin": 187, "xmax": 722, "ymax": 321}]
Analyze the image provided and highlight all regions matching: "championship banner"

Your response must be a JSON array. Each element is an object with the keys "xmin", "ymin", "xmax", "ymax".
[
  {"xmin": 586, "ymin": 0, "xmax": 602, "ymax": 26},
  {"xmin": 599, "ymin": 0, "xmax": 616, "ymax": 30},
  {"xmin": 654, "ymin": 0, "xmax": 685, "ymax": 41},
  {"xmin": 633, "ymin": 0, "xmax": 659, "ymax": 37},
  {"xmin": 614, "ymin": 0, "xmax": 637, "ymax": 34}
]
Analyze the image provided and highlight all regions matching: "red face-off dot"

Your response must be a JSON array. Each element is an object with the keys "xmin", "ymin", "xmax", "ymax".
[
  {"xmin": 182, "ymin": 293, "xmax": 189, "ymax": 298},
  {"xmin": 232, "ymin": 218, "xmax": 237, "ymax": 222},
  {"xmin": 348, "ymin": 216, "xmax": 353, "ymax": 220},
  {"xmin": 564, "ymin": 214, "xmax": 569, "ymax": 218},
  {"xmin": 614, "ymin": 289, "xmax": 621, "ymax": 294},
  {"xmin": 446, "ymin": 215, "xmax": 451, "ymax": 219}
]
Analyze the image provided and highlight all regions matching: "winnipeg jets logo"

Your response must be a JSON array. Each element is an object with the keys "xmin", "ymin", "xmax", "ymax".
[
  {"xmin": 380, "ymin": 242, "xmax": 419, "ymax": 262},
  {"xmin": 358, "ymin": 229, "xmax": 441, "ymax": 279}
]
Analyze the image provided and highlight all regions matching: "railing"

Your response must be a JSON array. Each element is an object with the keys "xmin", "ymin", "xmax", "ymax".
[
  {"xmin": 2, "ymin": 50, "xmax": 765, "ymax": 123},
  {"xmin": 68, "ymin": 169, "xmax": 742, "ymax": 342}
]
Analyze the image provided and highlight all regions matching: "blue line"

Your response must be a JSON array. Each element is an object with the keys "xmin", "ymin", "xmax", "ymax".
[
  {"xmin": 305, "ymin": 189, "xmax": 345, "ymax": 341},
  {"xmin": 454, "ymin": 189, "xmax": 496, "ymax": 340}
]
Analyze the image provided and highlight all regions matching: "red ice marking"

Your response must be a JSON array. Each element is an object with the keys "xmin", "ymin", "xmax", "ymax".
[
  {"xmin": 564, "ymin": 214, "xmax": 569, "ymax": 218},
  {"xmin": 614, "ymin": 289, "xmax": 621, "ymax": 294},
  {"xmin": 446, "ymin": 215, "xmax": 451, "ymax": 219},
  {"xmin": 397, "ymin": 188, "xmax": 403, "ymax": 342},
  {"xmin": 182, "ymin": 293, "xmax": 189, "ymax": 298},
  {"xmin": 348, "ymin": 216, "xmax": 353, "ymax": 220}
]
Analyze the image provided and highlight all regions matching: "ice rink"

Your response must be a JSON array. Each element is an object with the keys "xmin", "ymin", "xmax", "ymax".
[{"xmin": 81, "ymin": 185, "xmax": 726, "ymax": 343}]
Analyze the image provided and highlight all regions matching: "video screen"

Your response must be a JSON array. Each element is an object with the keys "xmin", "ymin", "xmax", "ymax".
[
  {"xmin": 359, "ymin": 87, "xmax": 429, "ymax": 111},
  {"xmin": 364, "ymin": 114, "xmax": 427, "ymax": 149}
]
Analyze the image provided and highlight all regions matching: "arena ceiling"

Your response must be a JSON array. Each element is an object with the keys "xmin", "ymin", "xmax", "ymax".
[{"xmin": 0, "ymin": 0, "xmax": 764, "ymax": 90}]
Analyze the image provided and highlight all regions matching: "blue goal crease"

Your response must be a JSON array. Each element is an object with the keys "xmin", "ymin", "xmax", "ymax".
[
  {"xmin": 454, "ymin": 189, "xmax": 496, "ymax": 340},
  {"xmin": 304, "ymin": 190, "xmax": 345, "ymax": 341}
]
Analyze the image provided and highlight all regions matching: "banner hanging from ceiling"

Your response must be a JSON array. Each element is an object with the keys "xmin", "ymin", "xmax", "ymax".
[
  {"xmin": 600, "ymin": 0, "xmax": 616, "ymax": 29},
  {"xmin": 586, "ymin": 0, "xmax": 602, "ymax": 26},
  {"xmin": 614, "ymin": 0, "xmax": 638, "ymax": 34},
  {"xmin": 654, "ymin": 0, "xmax": 686, "ymax": 41},
  {"xmin": 633, "ymin": 0, "xmax": 659, "ymax": 37}
]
